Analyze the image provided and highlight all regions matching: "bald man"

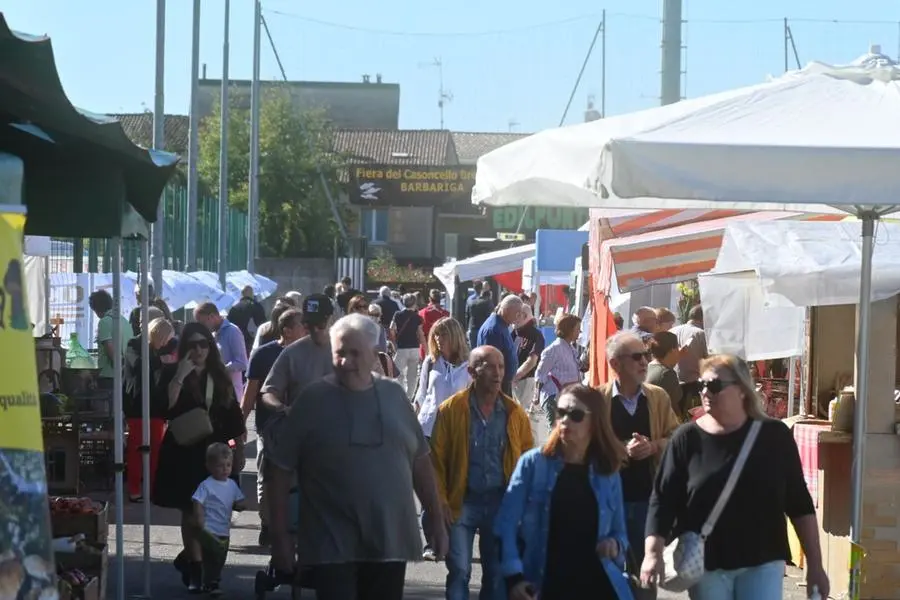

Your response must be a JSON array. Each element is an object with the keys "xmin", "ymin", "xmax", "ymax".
[
  {"xmin": 477, "ymin": 295, "xmax": 524, "ymax": 396},
  {"xmin": 430, "ymin": 346, "xmax": 534, "ymax": 600}
]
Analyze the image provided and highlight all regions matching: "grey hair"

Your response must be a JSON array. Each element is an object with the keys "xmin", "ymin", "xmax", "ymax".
[
  {"xmin": 285, "ymin": 290, "xmax": 303, "ymax": 305},
  {"xmin": 499, "ymin": 294, "xmax": 524, "ymax": 310},
  {"xmin": 402, "ymin": 293, "xmax": 417, "ymax": 308},
  {"xmin": 606, "ymin": 331, "xmax": 643, "ymax": 360},
  {"xmin": 330, "ymin": 313, "xmax": 382, "ymax": 349},
  {"xmin": 379, "ymin": 285, "xmax": 391, "ymax": 298}
]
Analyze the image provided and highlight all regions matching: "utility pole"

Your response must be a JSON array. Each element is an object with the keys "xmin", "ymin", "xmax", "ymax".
[
  {"xmin": 247, "ymin": 0, "xmax": 261, "ymax": 273},
  {"xmin": 783, "ymin": 18, "xmax": 801, "ymax": 72},
  {"xmin": 601, "ymin": 9, "xmax": 607, "ymax": 117},
  {"xmin": 218, "ymin": 0, "xmax": 230, "ymax": 289},
  {"xmin": 660, "ymin": 0, "xmax": 683, "ymax": 105},
  {"xmin": 423, "ymin": 58, "xmax": 452, "ymax": 128},
  {"xmin": 186, "ymin": 0, "xmax": 201, "ymax": 270},
  {"xmin": 151, "ymin": 0, "xmax": 165, "ymax": 294}
]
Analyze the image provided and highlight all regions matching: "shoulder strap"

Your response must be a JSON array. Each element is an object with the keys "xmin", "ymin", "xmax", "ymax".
[
  {"xmin": 700, "ymin": 419, "xmax": 762, "ymax": 539},
  {"xmin": 205, "ymin": 374, "xmax": 214, "ymax": 409}
]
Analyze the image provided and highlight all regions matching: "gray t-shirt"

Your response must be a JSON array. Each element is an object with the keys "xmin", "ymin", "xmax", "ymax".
[
  {"xmin": 672, "ymin": 322, "xmax": 708, "ymax": 384},
  {"xmin": 261, "ymin": 336, "xmax": 333, "ymax": 408},
  {"xmin": 268, "ymin": 376, "xmax": 428, "ymax": 565}
]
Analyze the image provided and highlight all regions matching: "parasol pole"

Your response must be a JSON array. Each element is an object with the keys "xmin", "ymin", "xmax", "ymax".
[{"xmin": 111, "ymin": 236, "xmax": 125, "ymax": 599}]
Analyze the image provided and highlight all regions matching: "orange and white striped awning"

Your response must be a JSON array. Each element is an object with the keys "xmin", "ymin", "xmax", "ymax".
[{"xmin": 599, "ymin": 211, "xmax": 842, "ymax": 293}]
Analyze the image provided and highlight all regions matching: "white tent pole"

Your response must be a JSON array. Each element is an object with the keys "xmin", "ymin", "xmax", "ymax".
[
  {"xmin": 140, "ymin": 240, "xmax": 152, "ymax": 598},
  {"xmin": 849, "ymin": 212, "xmax": 876, "ymax": 598},
  {"xmin": 786, "ymin": 356, "xmax": 797, "ymax": 417},
  {"xmin": 43, "ymin": 255, "xmax": 51, "ymax": 334},
  {"xmin": 111, "ymin": 236, "xmax": 125, "ymax": 600}
]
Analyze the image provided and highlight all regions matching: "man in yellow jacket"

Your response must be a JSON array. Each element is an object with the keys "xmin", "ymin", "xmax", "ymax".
[{"xmin": 430, "ymin": 345, "xmax": 534, "ymax": 600}]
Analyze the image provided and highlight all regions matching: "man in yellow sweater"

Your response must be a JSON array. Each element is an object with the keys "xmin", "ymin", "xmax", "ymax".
[{"xmin": 430, "ymin": 345, "xmax": 534, "ymax": 600}]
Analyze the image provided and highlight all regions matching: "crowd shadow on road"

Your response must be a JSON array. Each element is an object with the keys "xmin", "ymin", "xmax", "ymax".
[{"xmin": 115, "ymin": 555, "xmax": 447, "ymax": 599}]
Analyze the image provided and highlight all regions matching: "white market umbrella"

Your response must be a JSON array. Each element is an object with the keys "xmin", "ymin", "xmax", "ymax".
[{"xmin": 590, "ymin": 60, "xmax": 900, "ymax": 597}]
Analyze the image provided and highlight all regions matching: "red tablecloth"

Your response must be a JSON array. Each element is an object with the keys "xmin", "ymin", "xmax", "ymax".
[{"xmin": 793, "ymin": 422, "xmax": 831, "ymax": 507}]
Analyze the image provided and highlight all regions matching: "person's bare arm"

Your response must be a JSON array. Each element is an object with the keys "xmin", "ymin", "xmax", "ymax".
[
  {"xmin": 514, "ymin": 355, "xmax": 538, "ymax": 381},
  {"xmin": 192, "ymin": 500, "xmax": 205, "ymax": 530},
  {"xmin": 102, "ymin": 340, "xmax": 115, "ymax": 362},
  {"xmin": 241, "ymin": 379, "xmax": 261, "ymax": 422},
  {"xmin": 416, "ymin": 325, "xmax": 426, "ymax": 347}
]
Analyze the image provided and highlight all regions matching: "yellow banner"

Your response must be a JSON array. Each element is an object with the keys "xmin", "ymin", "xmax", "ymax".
[{"xmin": 0, "ymin": 211, "xmax": 41, "ymax": 451}]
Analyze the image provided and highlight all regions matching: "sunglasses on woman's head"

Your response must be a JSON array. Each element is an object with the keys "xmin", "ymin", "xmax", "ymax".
[
  {"xmin": 700, "ymin": 378, "xmax": 736, "ymax": 395},
  {"xmin": 556, "ymin": 407, "xmax": 589, "ymax": 423},
  {"xmin": 186, "ymin": 339, "xmax": 210, "ymax": 351}
]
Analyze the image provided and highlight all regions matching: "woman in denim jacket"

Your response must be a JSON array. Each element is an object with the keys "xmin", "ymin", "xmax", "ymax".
[{"xmin": 494, "ymin": 384, "xmax": 634, "ymax": 600}]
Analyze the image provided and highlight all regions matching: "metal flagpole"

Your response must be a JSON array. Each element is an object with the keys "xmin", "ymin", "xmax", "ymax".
[
  {"xmin": 111, "ymin": 237, "xmax": 125, "ymax": 599},
  {"xmin": 186, "ymin": 0, "xmax": 201, "ymax": 270},
  {"xmin": 218, "ymin": 0, "xmax": 230, "ymax": 289},
  {"xmin": 151, "ymin": 0, "xmax": 165, "ymax": 290},
  {"xmin": 138, "ymin": 241, "xmax": 152, "ymax": 599},
  {"xmin": 248, "ymin": 0, "xmax": 261, "ymax": 273}
]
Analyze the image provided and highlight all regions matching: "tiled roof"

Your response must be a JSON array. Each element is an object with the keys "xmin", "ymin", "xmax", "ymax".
[
  {"xmin": 109, "ymin": 113, "xmax": 190, "ymax": 155},
  {"xmin": 451, "ymin": 131, "xmax": 531, "ymax": 163},
  {"xmin": 331, "ymin": 129, "xmax": 458, "ymax": 165}
]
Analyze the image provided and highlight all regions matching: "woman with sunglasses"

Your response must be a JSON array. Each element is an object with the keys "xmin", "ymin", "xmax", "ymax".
[
  {"xmin": 494, "ymin": 384, "xmax": 634, "ymax": 600},
  {"xmin": 641, "ymin": 354, "xmax": 828, "ymax": 599},
  {"xmin": 153, "ymin": 322, "xmax": 247, "ymax": 592}
]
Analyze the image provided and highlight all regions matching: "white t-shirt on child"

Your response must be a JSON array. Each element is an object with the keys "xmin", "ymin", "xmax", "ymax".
[{"xmin": 192, "ymin": 476, "xmax": 245, "ymax": 537}]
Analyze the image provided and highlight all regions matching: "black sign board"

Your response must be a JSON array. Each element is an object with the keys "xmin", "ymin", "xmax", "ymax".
[{"xmin": 348, "ymin": 165, "xmax": 476, "ymax": 207}]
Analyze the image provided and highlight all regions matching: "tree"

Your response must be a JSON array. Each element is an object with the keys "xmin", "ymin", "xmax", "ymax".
[{"xmin": 198, "ymin": 87, "xmax": 351, "ymax": 258}]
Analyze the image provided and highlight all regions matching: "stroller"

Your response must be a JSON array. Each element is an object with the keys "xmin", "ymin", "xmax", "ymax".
[{"xmin": 254, "ymin": 489, "xmax": 314, "ymax": 599}]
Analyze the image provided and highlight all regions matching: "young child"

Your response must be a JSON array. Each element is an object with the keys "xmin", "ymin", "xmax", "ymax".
[{"xmin": 192, "ymin": 442, "xmax": 246, "ymax": 595}]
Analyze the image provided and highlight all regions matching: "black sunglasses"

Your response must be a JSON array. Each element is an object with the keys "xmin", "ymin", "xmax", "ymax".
[
  {"xmin": 700, "ymin": 378, "xmax": 736, "ymax": 395},
  {"xmin": 621, "ymin": 351, "xmax": 651, "ymax": 363},
  {"xmin": 556, "ymin": 407, "xmax": 590, "ymax": 423},
  {"xmin": 186, "ymin": 339, "xmax": 210, "ymax": 351}
]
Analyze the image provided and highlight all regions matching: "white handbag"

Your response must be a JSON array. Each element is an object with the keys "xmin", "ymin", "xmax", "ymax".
[{"xmin": 660, "ymin": 419, "xmax": 762, "ymax": 592}]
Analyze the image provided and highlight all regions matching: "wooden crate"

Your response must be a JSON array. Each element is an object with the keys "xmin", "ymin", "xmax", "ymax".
[
  {"xmin": 55, "ymin": 543, "xmax": 108, "ymax": 600},
  {"xmin": 51, "ymin": 501, "xmax": 108, "ymax": 543}
]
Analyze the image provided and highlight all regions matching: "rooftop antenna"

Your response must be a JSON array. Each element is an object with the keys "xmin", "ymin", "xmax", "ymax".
[
  {"xmin": 420, "ymin": 57, "xmax": 453, "ymax": 128},
  {"xmin": 508, "ymin": 118, "xmax": 519, "ymax": 132}
]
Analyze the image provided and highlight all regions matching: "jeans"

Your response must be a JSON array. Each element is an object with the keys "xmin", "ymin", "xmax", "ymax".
[
  {"xmin": 446, "ymin": 495, "xmax": 504, "ymax": 600},
  {"xmin": 314, "ymin": 561, "xmax": 407, "ymax": 600},
  {"xmin": 542, "ymin": 394, "xmax": 558, "ymax": 428},
  {"xmin": 256, "ymin": 433, "xmax": 267, "ymax": 526},
  {"xmin": 689, "ymin": 560, "xmax": 785, "ymax": 600},
  {"xmin": 624, "ymin": 501, "xmax": 650, "ymax": 567}
]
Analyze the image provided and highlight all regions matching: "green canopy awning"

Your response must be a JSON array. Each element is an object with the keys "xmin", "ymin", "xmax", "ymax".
[{"xmin": 0, "ymin": 13, "xmax": 180, "ymax": 238}]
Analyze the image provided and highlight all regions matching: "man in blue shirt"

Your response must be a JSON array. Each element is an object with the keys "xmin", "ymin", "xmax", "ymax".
[
  {"xmin": 194, "ymin": 301, "xmax": 249, "ymax": 402},
  {"xmin": 477, "ymin": 294, "xmax": 523, "ymax": 397}
]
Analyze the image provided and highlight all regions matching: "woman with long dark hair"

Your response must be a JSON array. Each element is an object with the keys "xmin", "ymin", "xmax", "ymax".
[
  {"xmin": 152, "ymin": 322, "xmax": 246, "ymax": 592},
  {"xmin": 494, "ymin": 384, "xmax": 634, "ymax": 600}
]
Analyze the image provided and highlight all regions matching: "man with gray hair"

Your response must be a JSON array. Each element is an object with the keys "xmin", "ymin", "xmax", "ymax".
[
  {"xmin": 390, "ymin": 293, "xmax": 425, "ymax": 398},
  {"xmin": 374, "ymin": 285, "xmax": 399, "ymax": 330},
  {"xmin": 267, "ymin": 313, "xmax": 448, "ymax": 599},
  {"xmin": 631, "ymin": 306, "xmax": 658, "ymax": 343},
  {"xmin": 601, "ymin": 330, "xmax": 678, "ymax": 583},
  {"xmin": 477, "ymin": 294, "xmax": 523, "ymax": 396}
]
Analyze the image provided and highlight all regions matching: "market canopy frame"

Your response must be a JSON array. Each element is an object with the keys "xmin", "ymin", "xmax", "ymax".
[{"xmin": 0, "ymin": 14, "xmax": 179, "ymax": 238}]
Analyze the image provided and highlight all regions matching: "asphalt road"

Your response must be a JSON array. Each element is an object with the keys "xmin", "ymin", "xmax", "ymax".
[{"xmin": 107, "ymin": 411, "xmax": 811, "ymax": 599}]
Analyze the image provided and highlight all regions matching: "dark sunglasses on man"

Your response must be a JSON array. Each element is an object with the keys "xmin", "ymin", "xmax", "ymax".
[{"xmin": 622, "ymin": 351, "xmax": 651, "ymax": 363}]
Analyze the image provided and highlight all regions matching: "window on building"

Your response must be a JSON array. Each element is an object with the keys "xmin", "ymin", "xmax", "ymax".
[{"xmin": 360, "ymin": 209, "xmax": 389, "ymax": 243}]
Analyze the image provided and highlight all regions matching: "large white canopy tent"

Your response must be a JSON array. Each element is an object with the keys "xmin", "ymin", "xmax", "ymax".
[
  {"xmin": 433, "ymin": 243, "xmax": 535, "ymax": 304},
  {"xmin": 474, "ymin": 54, "xmax": 900, "ymax": 594}
]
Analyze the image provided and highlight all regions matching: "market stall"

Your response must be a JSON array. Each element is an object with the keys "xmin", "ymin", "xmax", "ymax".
[{"xmin": 1, "ymin": 14, "xmax": 179, "ymax": 600}]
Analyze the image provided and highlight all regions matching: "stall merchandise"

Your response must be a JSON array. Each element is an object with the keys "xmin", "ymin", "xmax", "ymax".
[{"xmin": 50, "ymin": 497, "xmax": 109, "ymax": 600}]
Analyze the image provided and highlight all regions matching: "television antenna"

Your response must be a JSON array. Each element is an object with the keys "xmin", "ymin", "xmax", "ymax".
[
  {"xmin": 508, "ymin": 118, "xmax": 519, "ymax": 132},
  {"xmin": 420, "ymin": 57, "xmax": 453, "ymax": 128}
]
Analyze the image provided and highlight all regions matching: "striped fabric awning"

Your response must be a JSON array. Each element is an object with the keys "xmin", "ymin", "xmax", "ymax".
[{"xmin": 601, "ymin": 211, "xmax": 842, "ymax": 293}]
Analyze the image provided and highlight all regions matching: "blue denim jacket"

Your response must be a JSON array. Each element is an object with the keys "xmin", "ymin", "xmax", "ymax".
[{"xmin": 492, "ymin": 448, "xmax": 634, "ymax": 600}]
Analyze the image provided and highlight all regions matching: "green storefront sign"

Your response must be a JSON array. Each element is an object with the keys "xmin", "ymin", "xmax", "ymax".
[{"xmin": 491, "ymin": 206, "xmax": 590, "ymax": 234}]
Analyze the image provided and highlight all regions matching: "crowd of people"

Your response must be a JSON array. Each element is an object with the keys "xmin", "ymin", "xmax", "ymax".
[{"xmin": 90, "ymin": 277, "xmax": 831, "ymax": 600}]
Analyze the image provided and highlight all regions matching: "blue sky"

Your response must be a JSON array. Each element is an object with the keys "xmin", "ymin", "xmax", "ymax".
[{"xmin": 5, "ymin": 0, "xmax": 899, "ymax": 133}]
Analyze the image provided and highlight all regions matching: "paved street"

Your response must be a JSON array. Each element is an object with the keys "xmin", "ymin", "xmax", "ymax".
[{"xmin": 105, "ymin": 412, "xmax": 811, "ymax": 599}]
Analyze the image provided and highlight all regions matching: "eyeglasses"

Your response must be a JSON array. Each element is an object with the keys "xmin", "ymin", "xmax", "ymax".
[
  {"xmin": 621, "ymin": 351, "xmax": 651, "ymax": 363},
  {"xmin": 556, "ymin": 407, "xmax": 589, "ymax": 423},
  {"xmin": 700, "ymin": 378, "xmax": 736, "ymax": 395},
  {"xmin": 185, "ymin": 339, "xmax": 210, "ymax": 351}
]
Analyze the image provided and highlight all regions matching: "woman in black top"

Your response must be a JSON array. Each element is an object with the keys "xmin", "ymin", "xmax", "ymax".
[
  {"xmin": 494, "ymin": 384, "xmax": 633, "ymax": 600},
  {"xmin": 152, "ymin": 322, "xmax": 246, "ymax": 591},
  {"xmin": 642, "ymin": 354, "xmax": 829, "ymax": 600}
]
